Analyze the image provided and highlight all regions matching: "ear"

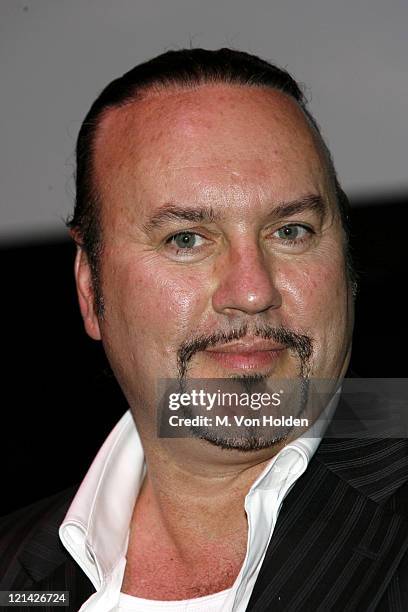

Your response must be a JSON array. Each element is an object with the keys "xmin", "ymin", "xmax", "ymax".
[{"xmin": 74, "ymin": 246, "xmax": 102, "ymax": 341}]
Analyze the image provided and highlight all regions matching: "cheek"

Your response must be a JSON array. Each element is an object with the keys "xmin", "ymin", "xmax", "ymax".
[
  {"xmin": 278, "ymin": 260, "xmax": 348, "ymax": 328},
  {"xmin": 104, "ymin": 255, "xmax": 209, "ymax": 348}
]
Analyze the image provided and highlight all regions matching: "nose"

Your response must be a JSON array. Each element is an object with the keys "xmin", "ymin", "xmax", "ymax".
[{"xmin": 212, "ymin": 243, "xmax": 282, "ymax": 316}]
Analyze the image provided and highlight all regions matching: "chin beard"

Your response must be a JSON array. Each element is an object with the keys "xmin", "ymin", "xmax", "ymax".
[
  {"xmin": 187, "ymin": 426, "xmax": 290, "ymax": 452},
  {"xmin": 167, "ymin": 323, "xmax": 315, "ymax": 451},
  {"xmin": 177, "ymin": 374, "xmax": 311, "ymax": 452}
]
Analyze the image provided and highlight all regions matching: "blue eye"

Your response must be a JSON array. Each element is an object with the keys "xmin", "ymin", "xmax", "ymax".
[
  {"xmin": 167, "ymin": 232, "xmax": 204, "ymax": 249},
  {"xmin": 274, "ymin": 225, "xmax": 309, "ymax": 241}
]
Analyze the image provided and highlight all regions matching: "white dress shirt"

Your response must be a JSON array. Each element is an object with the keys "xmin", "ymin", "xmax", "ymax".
[{"xmin": 59, "ymin": 392, "xmax": 339, "ymax": 611}]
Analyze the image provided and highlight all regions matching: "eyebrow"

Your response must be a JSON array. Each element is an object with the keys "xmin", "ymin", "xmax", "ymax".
[
  {"xmin": 143, "ymin": 204, "xmax": 219, "ymax": 233},
  {"xmin": 271, "ymin": 194, "xmax": 327, "ymax": 221},
  {"xmin": 142, "ymin": 194, "xmax": 327, "ymax": 233}
]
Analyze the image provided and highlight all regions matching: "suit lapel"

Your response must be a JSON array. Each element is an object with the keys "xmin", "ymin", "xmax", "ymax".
[
  {"xmin": 17, "ymin": 487, "xmax": 76, "ymax": 583},
  {"xmin": 247, "ymin": 399, "xmax": 408, "ymax": 611},
  {"xmin": 16, "ymin": 487, "xmax": 95, "ymax": 608}
]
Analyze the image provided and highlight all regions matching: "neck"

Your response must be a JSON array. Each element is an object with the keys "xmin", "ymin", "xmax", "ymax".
[{"xmin": 134, "ymin": 436, "xmax": 284, "ymax": 549}]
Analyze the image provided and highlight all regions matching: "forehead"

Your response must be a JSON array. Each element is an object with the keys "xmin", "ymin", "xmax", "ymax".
[{"xmin": 93, "ymin": 84, "xmax": 328, "ymax": 219}]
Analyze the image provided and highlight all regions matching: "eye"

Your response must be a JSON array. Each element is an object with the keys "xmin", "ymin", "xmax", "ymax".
[
  {"xmin": 166, "ymin": 231, "xmax": 205, "ymax": 250},
  {"xmin": 274, "ymin": 224, "xmax": 311, "ymax": 242}
]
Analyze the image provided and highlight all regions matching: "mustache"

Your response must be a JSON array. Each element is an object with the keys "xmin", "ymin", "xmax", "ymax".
[{"xmin": 177, "ymin": 323, "xmax": 313, "ymax": 380}]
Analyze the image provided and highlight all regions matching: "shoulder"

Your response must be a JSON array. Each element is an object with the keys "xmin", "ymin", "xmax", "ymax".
[
  {"xmin": 0, "ymin": 486, "xmax": 78, "ymax": 539},
  {"xmin": 0, "ymin": 486, "xmax": 78, "ymax": 587}
]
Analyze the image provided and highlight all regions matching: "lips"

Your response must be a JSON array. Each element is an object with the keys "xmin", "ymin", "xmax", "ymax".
[
  {"xmin": 205, "ymin": 340, "xmax": 286, "ymax": 370},
  {"xmin": 206, "ymin": 339, "xmax": 286, "ymax": 353}
]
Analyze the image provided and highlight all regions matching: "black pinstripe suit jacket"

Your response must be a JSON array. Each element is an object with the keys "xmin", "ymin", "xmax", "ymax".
[{"xmin": 2, "ymin": 399, "xmax": 408, "ymax": 611}]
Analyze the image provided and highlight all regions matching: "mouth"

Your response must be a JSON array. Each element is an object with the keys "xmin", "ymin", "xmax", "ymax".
[{"xmin": 204, "ymin": 340, "xmax": 286, "ymax": 371}]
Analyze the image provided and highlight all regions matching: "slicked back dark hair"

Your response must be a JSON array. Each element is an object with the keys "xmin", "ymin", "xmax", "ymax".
[{"xmin": 66, "ymin": 48, "xmax": 355, "ymax": 316}]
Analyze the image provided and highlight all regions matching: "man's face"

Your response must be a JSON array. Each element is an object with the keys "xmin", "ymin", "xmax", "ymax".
[{"xmin": 77, "ymin": 84, "xmax": 354, "ymax": 440}]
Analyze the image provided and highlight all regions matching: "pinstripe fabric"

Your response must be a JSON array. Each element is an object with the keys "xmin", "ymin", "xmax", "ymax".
[
  {"xmin": 1, "ymin": 400, "xmax": 408, "ymax": 611},
  {"xmin": 0, "ymin": 487, "xmax": 95, "ymax": 611},
  {"xmin": 246, "ymin": 436, "xmax": 408, "ymax": 611}
]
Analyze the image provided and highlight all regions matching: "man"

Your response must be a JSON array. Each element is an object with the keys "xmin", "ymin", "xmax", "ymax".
[{"xmin": 1, "ymin": 48, "xmax": 408, "ymax": 611}]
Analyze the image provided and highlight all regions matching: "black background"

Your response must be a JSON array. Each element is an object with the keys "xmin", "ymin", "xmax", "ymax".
[{"xmin": 1, "ymin": 194, "xmax": 407, "ymax": 516}]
